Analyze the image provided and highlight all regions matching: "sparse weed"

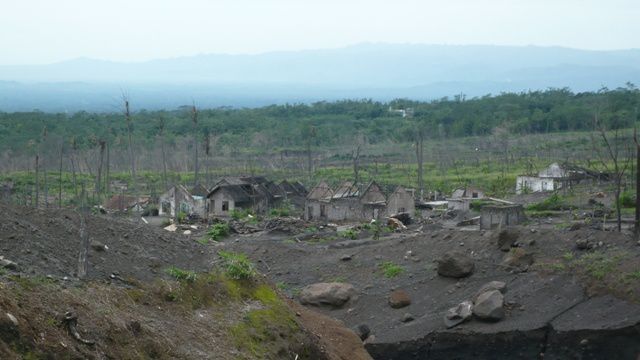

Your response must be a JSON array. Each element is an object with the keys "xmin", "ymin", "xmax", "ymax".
[
  {"xmin": 218, "ymin": 251, "xmax": 256, "ymax": 280},
  {"xmin": 380, "ymin": 261, "xmax": 404, "ymax": 278},
  {"xmin": 165, "ymin": 266, "xmax": 197, "ymax": 282}
]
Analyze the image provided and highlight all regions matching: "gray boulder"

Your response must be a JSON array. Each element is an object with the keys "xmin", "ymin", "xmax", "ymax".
[
  {"xmin": 299, "ymin": 282, "xmax": 356, "ymax": 308},
  {"xmin": 473, "ymin": 281, "xmax": 507, "ymax": 302},
  {"xmin": 437, "ymin": 251, "xmax": 475, "ymax": 278},
  {"xmin": 444, "ymin": 300, "xmax": 473, "ymax": 328},
  {"xmin": 473, "ymin": 290, "xmax": 505, "ymax": 321},
  {"xmin": 0, "ymin": 257, "xmax": 18, "ymax": 271}
]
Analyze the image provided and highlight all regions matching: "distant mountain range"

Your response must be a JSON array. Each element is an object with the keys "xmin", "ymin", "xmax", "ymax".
[{"xmin": 1, "ymin": 43, "xmax": 639, "ymax": 112}]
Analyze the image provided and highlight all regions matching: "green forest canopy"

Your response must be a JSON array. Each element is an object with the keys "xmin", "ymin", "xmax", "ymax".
[{"xmin": 0, "ymin": 86, "xmax": 638, "ymax": 155}]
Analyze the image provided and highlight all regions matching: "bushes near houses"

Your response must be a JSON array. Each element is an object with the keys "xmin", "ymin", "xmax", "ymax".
[
  {"xmin": 218, "ymin": 251, "xmax": 256, "ymax": 280},
  {"xmin": 207, "ymin": 223, "xmax": 230, "ymax": 241}
]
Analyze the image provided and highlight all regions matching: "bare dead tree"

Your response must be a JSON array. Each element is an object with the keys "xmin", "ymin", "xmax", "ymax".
[
  {"xmin": 123, "ymin": 95, "xmax": 137, "ymax": 193},
  {"xmin": 70, "ymin": 137, "xmax": 78, "ymax": 198},
  {"xmin": 95, "ymin": 138, "xmax": 106, "ymax": 195},
  {"xmin": 158, "ymin": 116, "xmax": 168, "ymax": 190},
  {"xmin": 42, "ymin": 126, "xmax": 49, "ymax": 208},
  {"xmin": 592, "ymin": 112, "xmax": 631, "ymax": 232},
  {"xmin": 191, "ymin": 104, "xmax": 199, "ymax": 186},
  {"xmin": 76, "ymin": 210, "xmax": 89, "ymax": 279},
  {"xmin": 633, "ymin": 128, "xmax": 640, "ymax": 237},
  {"xmin": 34, "ymin": 152, "xmax": 39, "ymax": 208},
  {"xmin": 59, "ymin": 140, "xmax": 64, "ymax": 208}
]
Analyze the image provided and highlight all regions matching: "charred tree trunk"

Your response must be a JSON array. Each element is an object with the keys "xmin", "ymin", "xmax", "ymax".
[
  {"xmin": 124, "ymin": 97, "xmax": 137, "ymax": 193},
  {"xmin": 95, "ymin": 140, "xmax": 105, "ymax": 195},
  {"xmin": 34, "ymin": 154, "xmax": 39, "ymax": 208},
  {"xmin": 105, "ymin": 142, "xmax": 110, "ymax": 197},
  {"xmin": 192, "ymin": 105, "xmax": 199, "ymax": 187},
  {"xmin": 59, "ymin": 141, "xmax": 63, "ymax": 208}
]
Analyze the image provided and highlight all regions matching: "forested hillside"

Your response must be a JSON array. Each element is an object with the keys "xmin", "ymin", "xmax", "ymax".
[
  {"xmin": 1, "ymin": 86, "xmax": 638, "ymax": 155},
  {"xmin": 0, "ymin": 86, "xmax": 639, "ymax": 200}
]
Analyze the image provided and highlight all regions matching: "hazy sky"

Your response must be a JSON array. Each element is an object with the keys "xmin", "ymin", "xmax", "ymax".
[{"xmin": 1, "ymin": 0, "xmax": 638, "ymax": 65}]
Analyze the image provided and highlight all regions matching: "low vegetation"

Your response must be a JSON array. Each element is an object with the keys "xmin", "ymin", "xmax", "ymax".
[
  {"xmin": 380, "ymin": 261, "xmax": 404, "ymax": 278},
  {"xmin": 218, "ymin": 251, "xmax": 257, "ymax": 280}
]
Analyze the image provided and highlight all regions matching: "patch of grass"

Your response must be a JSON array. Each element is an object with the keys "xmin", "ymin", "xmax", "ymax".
[
  {"xmin": 625, "ymin": 270, "xmax": 640, "ymax": 280},
  {"xmin": 218, "ymin": 251, "xmax": 256, "ymax": 280},
  {"xmin": 231, "ymin": 208, "xmax": 254, "ymax": 220},
  {"xmin": 165, "ymin": 266, "xmax": 197, "ymax": 282},
  {"xmin": 379, "ymin": 261, "xmax": 404, "ymax": 278},
  {"xmin": 339, "ymin": 229, "xmax": 358, "ymax": 240},
  {"xmin": 527, "ymin": 193, "xmax": 575, "ymax": 212},
  {"xmin": 275, "ymin": 282, "xmax": 289, "ymax": 291},
  {"xmin": 562, "ymin": 252, "xmax": 575, "ymax": 261},
  {"xmin": 282, "ymin": 238, "xmax": 297, "ymax": 244},
  {"xmin": 573, "ymin": 252, "xmax": 625, "ymax": 280},
  {"xmin": 207, "ymin": 222, "xmax": 230, "ymax": 241},
  {"xmin": 305, "ymin": 226, "xmax": 319, "ymax": 233}
]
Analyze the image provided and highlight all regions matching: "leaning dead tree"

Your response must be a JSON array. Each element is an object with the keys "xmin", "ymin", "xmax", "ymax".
[{"xmin": 633, "ymin": 128, "xmax": 640, "ymax": 237}]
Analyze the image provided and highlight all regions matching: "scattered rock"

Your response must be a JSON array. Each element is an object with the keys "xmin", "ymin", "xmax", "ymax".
[
  {"xmin": 0, "ymin": 312, "xmax": 20, "ymax": 342},
  {"xmin": 340, "ymin": 255, "xmax": 352, "ymax": 261},
  {"xmin": 401, "ymin": 313, "xmax": 415, "ymax": 322},
  {"xmin": 390, "ymin": 212, "xmax": 412, "ymax": 225},
  {"xmin": 163, "ymin": 224, "xmax": 177, "ymax": 232},
  {"xmin": 299, "ymin": 282, "xmax": 356, "ymax": 308},
  {"xmin": 5, "ymin": 313, "xmax": 18, "ymax": 327},
  {"xmin": 387, "ymin": 217, "xmax": 407, "ymax": 230},
  {"xmin": 0, "ymin": 257, "xmax": 18, "ymax": 271},
  {"xmin": 576, "ymin": 238, "xmax": 593, "ymax": 250},
  {"xmin": 473, "ymin": 290, "xmax": 505, "ymax": 321},
  {"xmin": 354, "ymin": 324, "xmax": 370, "ymax": 341},
  {"xmin": 496, "ymin": 228, "xmax": 519, "ymax": 251},
  {"xmin": 444, "ymin": 300, "xmax": 473, "ymax": 328},
  {"xmin": 502, "ymin": 248, "xmax": 534, "ymax": 268},
  {"xmin": 183, "ymin": 230, "xmax": 192, "ymax": 235},
  {"xmin": 437, "ymin": 251, "xmax": 475, "ymax": 278},
  {"xmin": 473, "ymin": 281, "xmax": 507, "ymax": 302},
  {"xmin": 90, "ymin": 241, "xmax": 107, "ymax": 252},
  {"xmin": 569, "ymin": 222, "xmax": 583, "ymax": 231},
  {"xmin": 388, "ymin": 289, "xmax": 411, "ymax": 309}
]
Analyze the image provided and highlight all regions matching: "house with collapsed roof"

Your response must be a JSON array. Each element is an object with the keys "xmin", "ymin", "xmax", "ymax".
[
  {"xmin": 159, "ymin": 185, "xmax": 207, "ymax": 218},
  {"xmin": 516, "ymin": 162, "xmax": 610, "ymax": 194},
  {"xmin": 206, "ymin": 176, "xmax": 307, "ymax": 217},
  {"xmin": 304, "ymin": 180, "xmax": 415, "ymax": 222},
  {"xmin": 103, "ymin": 194, "xmax": 150, "ymax": 213}
]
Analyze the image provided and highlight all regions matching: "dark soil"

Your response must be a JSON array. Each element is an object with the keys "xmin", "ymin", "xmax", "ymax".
[{"xmin": 222, "ymin": 223, "xmax": 640, "ymax": 359}]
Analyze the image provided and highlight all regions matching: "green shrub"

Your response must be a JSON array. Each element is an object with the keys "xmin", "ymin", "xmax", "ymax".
[
  {"xmin": 176, "ymin": 211, "xmax": 187, "ymax": 223},
  {"xmin": 619, "ymin": 191, "xmax": 636, "ymax": 208},
  {"xmin": 165, "ymin": 266, "xmax": 197, "ymax": 282},
  {"xmin": 207, "ymin": 223, "xmax": 230, "ymax": 241},
  {"xmin": 218, "ymin": 251, "xmax": 256, "ymax": 280},
  {"xmin": 339, "ymin": 229, "xmax": 358, "ymax": 240},
  {"xmin": 231, "ymin": 208, "xmax": 253, "ymax": 220},
  {"xmin": 379, "ymin": 261, "xmax": 404, "ymax": 278},
  {"xmin": 527, "ymin": 193, "xmax": 575, "ymax": 211}
]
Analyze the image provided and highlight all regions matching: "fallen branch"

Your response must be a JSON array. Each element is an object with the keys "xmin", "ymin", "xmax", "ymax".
[{"xmin": 62, "ymin": 311, "xmax": 95, "ymax": 345}]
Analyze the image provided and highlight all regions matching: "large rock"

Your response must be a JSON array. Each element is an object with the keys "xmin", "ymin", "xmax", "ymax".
[
  {"xmin": 437, "ymin": 251, "xmax": 475, "ymax": 278},
  {"xmin": 444, "ymin": 300, "xmax": 473, "ymax": 328},
  {"xmin": 299, "ymin": 282, "xmax": 356, "ymax": 308},
  {"xmin": 472, "ymin": 281, "xmax": 507, "ymax": 302},
  {"xmin": 496, "ymin": 228, "xmax": 519, "ymax": 251},
  {"xmin": 473, "ymin": 290, "xmax": 505, "ymax": 321},
  {"xmin": 388, "ymin": 289, "xmax": 411, "ymax": 309},
  {"xmin": 0, "ymin": 257, "xmax": 18, "ymax": 271},
  {"xmin": 502, "ymin": 248, "xmax": 534, "ymax": 268}
]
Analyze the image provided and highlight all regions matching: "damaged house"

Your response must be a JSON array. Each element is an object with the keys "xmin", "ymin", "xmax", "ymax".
[
  {"xmin": 304, "ymin": 180, "xmax": 415, "ymax": 222},
  {"xmin": 206, "ymin": 176, "xmax": 299, "ymax": 217},
  {"xmin": 103, "ymin": 194, "xmax": 150, "ymax": 213},
  {"xmin": 516, "ymin": 162, "xmax": 609, "ymax": 194},
  {"xmin": 158, "ymin": 185, "xmax": 207, "ymax": 218}
]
